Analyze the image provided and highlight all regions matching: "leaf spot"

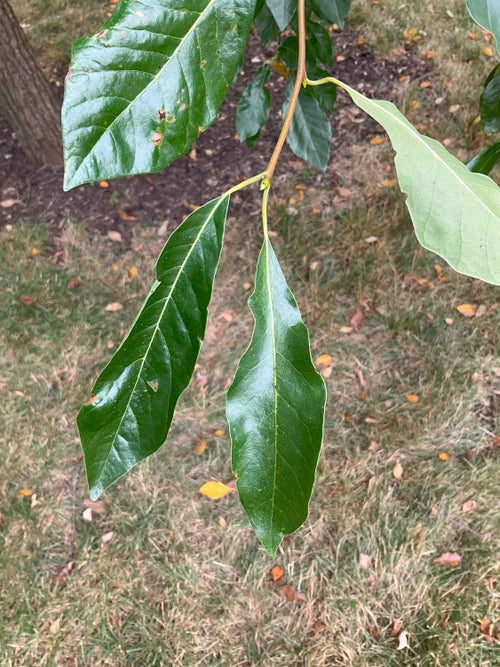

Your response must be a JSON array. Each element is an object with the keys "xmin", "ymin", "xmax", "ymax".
[
  {"xmin": 200, "ymin": 60, "xmax": 207, "ymax": 69},
  {"xmin": 151, "ymin": 131, "xmax": 163, "ymax": 147},
  {"xmin": 147, "ymin": 380, "xmax": 159, "ymax": 393},
  {"xmin": 157, "ymin": 109, "xmax": 167, "ymax": 122},
  {"xmin": 94, "ymin": 29, "xmax": 109, "ymax": 40}
]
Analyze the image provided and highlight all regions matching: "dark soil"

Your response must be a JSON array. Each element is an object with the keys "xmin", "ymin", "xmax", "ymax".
[{"xmin": 0, "ymin": 31, "xmax": 430, "ymax": 236}]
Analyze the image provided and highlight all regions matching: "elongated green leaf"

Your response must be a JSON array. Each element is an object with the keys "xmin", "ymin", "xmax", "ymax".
[
  {"xmin": 265, "ymin": 0, "xmax": 296, "ymax": 30},
  {"xmin": 285, "ymin": 88, "xmax": 332, "ymax": 170},
  {"xmin": 78, "ymin": 196, "xmax": 229, "ymax": 500},
  {"xmin": 467, "ymin": 0, "xmax": 500, "ymax": 49},
  {"xmin": 62, "ymin": 0, "xmax": 256, "ymax": 190},
  {"xmin": 312, "ymin": 0, "xmax": 351, "ymax": 28},
  {"xmin": 254, "ymin": 1, "xmax": 280, "ymax": 42},
  {"xmin": 227, "ymin": 239, "xmax": 326, "ymax": 555},
  {"xmin": 236, "ymin": 66, "xmax": 271, "ymax": 146},
  {"xmin": 480, "ymin": 65, "xmax": 500, "ymax": 134},
  {"xmin": 338, "ymin": 81, "xmax": 500, "ymax": 285},
  {"xmin": 308, "ymin": 20, "xmax": 334, "ymax": 67},
  {"xmin": 467, "ymin": 142, "xmax": 500, "ymax": 174}
]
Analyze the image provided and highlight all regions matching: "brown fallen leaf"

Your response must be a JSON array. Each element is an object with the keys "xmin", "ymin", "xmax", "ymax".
[
  {"xmin": 270, "ymin": 564, "xmax": 285, "ymax": 583},
  {"xmin": 433, "ymin": 551, "xmax": 461, "ymax": 567},
  {"xmin": 83, "ymin": 498, "xmax": 106, "ymax": 513},
  {"xmin": 199, "ymin": 481, "xmax": 234, "ymax": 500},
  {"xmin": 49, "ymin": 617, "xmax": 61, "ymax": 635},
  {"xmin": 105, "ymin": 302, "xmax": 123, "ymax": 312},
  {"xmin": 19, "ymin": 294, "xmax": 34, "ymax": 306},
  {"xmin": 350, "ymin": 309, "xmax": 365, "ymax": 330},
  {"xmin": 462, "ymin": 499, "xmax": 477, "ymax": 514},
  {"xmin": 1, "ymin": 198, "xmax": 21, "ymax": 208},
  {"xmin": 101, "ymin": 531, "xmax": 114, "ymax": 546},
  {"xmin": 117, "ymin": 209, "xmax": 137, "ymax": 221},
  {"xmin": 55, "ymin": 561, "xmax": 74, "ymax": 586},
  {"xmin": 278, "ymin": 584, "xmax": 306, "ymax": 602},
  {"xmin": 193, "ymin": 438, "xmax": 208, "ymax": 455},
  {"xmin": 68, "ymin": 277, "xmax": 82, "ymax": 288},
  {"xmin": 107, "ymin": 230, "xmax": 123, "ymax": 242},
  {"xmin": 479, "ymin": 619, "xmax": 500, "ymax": 644},
  {"xmin": 359, "ymin": 553, "xmax": 372, "ymax": 569}
]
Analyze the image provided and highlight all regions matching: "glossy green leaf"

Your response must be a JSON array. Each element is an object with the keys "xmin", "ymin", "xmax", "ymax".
[
  {"xmin": 227, "ymin": 239, "xmax": 326, "ymax": 554},
  {"xmin": 480, "ymin": 65, "xmax": 500, "ymax": 134},
  {"xmin": 78, "ymin": 196, "xmax": 229, "ymax": 499},
  {"xmin": 284, "ymin": 88, "xmax": 332, "ymax": 170},
  {"xmin": 62, "ymin": 0, "xmax": 256, "ymax": 190},
  {"xmin": 236, "ymin": 66, "xmax": 271, "ymax": 146},
  {"xmin": 254, "ymin": 1, "xmax": 280, "ymax": 42},
  {"xmin": 467, "ymin": 0, "xmax": 500, "ymax": 49},
  {"xmin": 337, "ymin": 81, "xmax": 500, "ymax": 285},
  {"xmin": 312, "ymin": 0, "xmax": 351, "ymax": 28},
  {"xmin": 308, "ymin": 20, "xmax": 334, "ymax": 67},
  {"xmin": 467, "ymin": 142, "xmax": 500, "ymax": 174},
  {"xmin": 265, "ymin": 0, "xmax": 296, "ymax": 30}
]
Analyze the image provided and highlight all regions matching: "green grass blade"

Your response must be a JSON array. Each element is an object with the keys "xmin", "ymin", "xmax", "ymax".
[
  {"xmin": 227, "ymin": 239, "xmax": 326, "ymax": 555},
  {"xmin": 78, "ymin": 196, "xmax": 229, "ymax": 500},
  {"xmin": 62, "ymin": 0, "xmax": 256, "ymax": 189},
  {"xmin": 338, "ymin": 82, "xmax": 500, "ymax": 285}
]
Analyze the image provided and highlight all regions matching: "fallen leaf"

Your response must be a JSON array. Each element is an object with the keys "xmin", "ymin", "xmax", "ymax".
[
  {"xmin": 0, "ymin": 198, "xmax": 21, "ymax": 208},
  {"xmin": 49, "ymin": 618, "xmax": 61, "ymax": 635},
  {"xmin": 68, "ymin": 277, "xmax": 82, "ymax": 288},
  {"xmin": 105, "ymin": 302, "xmax": 123, "ymax": 312},
  {"xmin": 479, "ymin": 619, "xmax": 500, "ymax": 644},
  {"xmin": 420, "ymin": 81, "xmax": 431, "ymax": 88},
  {"xmin": 438, "ymin": 451, "xmax": 451, "ymax": 461},
  {"xmin": 433, "ymin": 551, "xmax": 461, "ymax": 567},
  {"xmin": 85, "ymin": 395, "xmax": 99, "ymax": 405},
  {"xmin": 128, "ymin": 266, "xmax": 138, "ymax": 279},
  {"xmin": 483, "ymin": 46, "xmax": 494, "ymax": 57},
  {"xmin": 393, "ymin": 462, "xmax": 403, "ymax": 480},
  {"xmin": 321, "ymin": 366, "xmax": 333, "ymax": 379},
  {"xmin": 390, "ymin": 619, "xmax": 403, "ymax": 637},
  {"xmin": 397, "ymin": 630, "xmax": 409, "ymax": 650},
  {"xmin": 220, "ymin": 311, "xmax": 233, "ymax": 322},
  {"xmin": 117, "ymin": 209, "xmax": 137, "ymax": 221},
  {"xmin": 18, "ymin": 488, "xmax": 33, "ymax": 497},
  {"xmin": 475, "ymin": 304, "xmax": 487, "ymax": 318},
  {"xmin": 456, "ymin": 303, "xmax": 476, "ymax": 317},
  {"xmin": 83, "ymin": 498, "xmax": 106, "ymax": 513},
  {"xmin": 370, "ymin": 135, "xmax": 385, "ymax": 145},
  {"xmin": 315, "ymin": 353, "xmax": 333, "ymax": 367},
  {"xmin": 278, "ymin": 584, "xmax": 306, "ymax": 602},
  {"xmin": 19, "ymin": 294, "xmax": 34, "ymax": 306},
  {"xmin": 199, "ymin": 481, "xmax": 234, "ymax": 500},
  {"xmin": 30, "ymin": 493, "xmax": 40, "ymax": 508},
  {"xmin": 380, "ymin": 178, "xmax": 397, "ymax": 187},
  {"xmin": 368, "ymin": 625, "xmax": 380, "ymax": 639},
  {"xmin": 405, "ymin": 393, "xmax": 419, "ymax": 403},
  {"xmin": 350, "ymin": 309, "xmax": 365, "ymax": 330},
  {"xmin": 31, "ymin": 247, "xmax": 40, "ymax": 256},
  {"xmin": 82, "ymin": 507, "xmax": 93, "ymax": 521},
  {"xmin": 462, "ymin": 499, "xmax": 477, "ymax": 514},
  {"xmin": 445, "ymin": 317, "xmax": 454, "ymax": 325},
  {"xmin": 365, "ymin": 235, "xmax": 378, "ymax": 243},
  {"xmin": 99, "ymin": 180, "xmax": 109, "ymax": 187},
  {"xmin": 213, "ymin": 429, "xmax": 226, "ymax": 438},
  {"xmin": 101, "ymin": 531, "xmax": 114, "ymax": 546},
  {"xmin": 107, "ymin": 230, "xmax": 123, "ymax": 242},
  {"xmin": 193, "ymin": 439, "xmax": 207, "ymax": 455},
  {"xmin": 270, "ymin": 564, "xmax": 285, "ymax": 582},
  {"xmin": 359, "ymin": 553, "xmax": 372, "ymax": 569},
  {"xmin": 425, "ymin": 50, "xmax": 437, "ymax": 58},
  {"xmin": 55, "ymin": 561, "xmax": 74, "ymax": 586}
]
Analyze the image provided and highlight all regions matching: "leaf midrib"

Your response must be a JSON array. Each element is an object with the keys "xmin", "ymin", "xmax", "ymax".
[
  {"xmin": 72, "ymin": 0, "xmax": 217, "ymax": 183},
  {"xmin": 93, "ymin": 197, "xmax": 225, "ymax": 489}
]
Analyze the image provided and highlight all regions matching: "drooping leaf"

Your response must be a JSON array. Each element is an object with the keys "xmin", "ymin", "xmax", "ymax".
[
  {"xmin": 265, "ymin": 0, "xmax": 296, "ymax": 31},
  {"xmin": 227, "ymin": 239, "xmax": 326, "ymax": 554},
  {"xmin": 78, "ymin": 196, "xmax": 229, "ymax": 500},
  {"xmin": 467, "ymin": 142, "xmax": 500, "ymax": 174},
  {"xmin": 284, "ymin": 88, "xmax": 332, "ymax": 170},
  {"xmin": 312, "ymin": 0, "xmax": 351, "ymax": 28},
  {"xmin": 480, "ymin": 65, "xmax": 500, "ymax": 134},
  {"xmin": 467, "ymin": 0, "xmax": 500, "ymax": 49},
  {"xmin": 337, "ymin": 81, "xmax": 500, "ymax": 285},
  {"xmin": 62, "ymin": 0, "xmax": 256, "ymax": 189},
  {"xmin": 308, "ymin": 20, "xmax": 334, "ymax": 67},
  {"xmin": 236, "ymin": 66, "xmax": 271, "ymax": 146},
  {"xmin": 254, "ymin": 1, "xmax": 281, "ymax": 42}
]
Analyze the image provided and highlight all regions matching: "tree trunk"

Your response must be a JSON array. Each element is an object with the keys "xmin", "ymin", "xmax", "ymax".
[{"xmin": 0, "ymin": 0, "xmax": 63, "ymax": 168}]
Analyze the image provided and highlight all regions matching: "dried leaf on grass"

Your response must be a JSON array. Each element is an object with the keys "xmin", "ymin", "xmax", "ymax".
[
  {"xmin": 270, "ymin": 564, "xmax": 285, "ymax": 582},
  {"xmin": 393, "ymin": 462, "xmax": 403, "ymax": 480},
  {"xmin": 462, "ymin": 499, "xmax": 477, "ymax": 514},
  {"xmin": 199, "ymin": 481, "xmax": 234, "ymax": 500},
  {"xmin": 55, "ymin": 561, "xmax": 74, "ymax": 587},
  {"xmin": 278, "ymin": 584, "xmax": 306, "ymax": 602},
  {"xmin": 397, "ymin": 630, "xmax": 409, "ymax": 650},
  {"xmin": 456, "ymin": 304, "xmax": 477, "ymax": 317},
  {"xmin": 104, "ymin": 302, "xmax": 123, "ymax": 312},
  {"xmin": 433, "ymin": 551, "xmax": 461, "ymax": 567},
  {"xmin": 359, "ymin": 553, "xmax": 372, "ymax": 569}
]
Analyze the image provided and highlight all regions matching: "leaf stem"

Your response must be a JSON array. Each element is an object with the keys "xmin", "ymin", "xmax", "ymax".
[
  {"xmin": 225, "ymin": 171, "xmax": 267, "ymax": 197},
  {"xmin": 264, "ymin": 0, "xmax": 307, "ymax": 184},
  {"xmin": 304, "ymin": 75, "xmax": 343, "ymax": 88},
  {"xmin": 261, "ymin": 182, "xmax": 270, "ymax": 237}
]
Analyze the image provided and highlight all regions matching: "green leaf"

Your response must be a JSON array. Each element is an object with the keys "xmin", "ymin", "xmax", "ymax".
[
  {"xmin": 308, "ymin": 20, "xmax": 334, "ymax": 67},
  {"xmin": 312, "ymin": 0, "xmax": 351, "ymax": 28},
  {"xmin": 284, "ymin": 88, "xmax": 332, "ymax": 170},
  {"xmin": 62, "ymin": 0, "xmax": 256, "ymax": 190},
  {"xmin": 254, "ymin": 1, "xmax": 280, "ymax": 42},
  {"xmin": 78, "ymin": 196, "xmax": 229, "ymax": 499},
  {"xmin": 480, "ymin": 65, "xmax": 500, "ymax": 134},
  {"xmin": 265, "ymin": 0, "xmax": 296, "ymax": 31},
  {"xmin": 337, "ymin": 81, "xmax": 500, "ymax": 285},
  {"xmin": 236, "ymin": 66, "xmax": 271, "ymax": 146},
  {"xmin": 227, "ymin": 239, "xmax": 326, "ymax": 555},
  {"xmin": 467, "ymin": 142, "xmax": 500, "ymax": 174},
  {"xmin": 467, "ymin": 0, "xmax": 500, "ymax": 49}
]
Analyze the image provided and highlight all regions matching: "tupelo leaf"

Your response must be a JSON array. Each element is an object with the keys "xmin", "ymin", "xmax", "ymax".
[
  {"xmin": 312, "ymin": 0, "xmax": 351, "ymax": 28},
  {"xmin": 265, "ymin": 0, "xmax": 296, "ymax": 31},
  {"xmin": 62, "ymin": 0, "xmax": 256, "ymax": 189},
  {"xmin": 480, "ymin": 65, "xmax": 500, "ymax": 134},
  {"xmin": 466, "ymin": 0, "xmax": 500, "ymax": 50},
  {"xmin": 227, "ymin": 239, "xmax": 326, "ymax": 554},
  {"xmin": 336, "ymin": 81, "xmax": 500, "ymax": 285},
  {"xmin": 236, "ymin": 66, "xmax": 271, "ymax": 146},
  {"xmin": 284, "ymin": 87, "xmax": 332, "ymax": 170},
  {"xmin": 467, "ymin": 142, "xmax": 500, "ymax": 175},
  {"xmin": 78, "ymin": 195, "xmax": 229, "ymax": 499}
]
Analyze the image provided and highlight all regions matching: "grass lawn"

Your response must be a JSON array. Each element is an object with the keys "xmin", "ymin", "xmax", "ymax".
[{"xmin": 1, "ymin": 0, "xmax": 499, "ymax": 664}]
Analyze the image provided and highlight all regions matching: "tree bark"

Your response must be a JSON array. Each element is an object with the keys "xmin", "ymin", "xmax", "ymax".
[{"xmin": 0, "ymin": 0, "xmax": 63, "ymax": 168}]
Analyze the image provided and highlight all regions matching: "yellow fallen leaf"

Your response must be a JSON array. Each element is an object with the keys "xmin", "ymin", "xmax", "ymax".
[
  {"xmin": 370, "ymin": 135, "xmax": 385, "ymax": 145},
  {"xmin": 194, "ymin": 439, "xmax": 207, "ymax": 455},
  {"xmin": 456, "ymin": 304, "xmax": 476, "ymax": 318},
  {"xmin": 18, "ymin": 488, "xmax": 33, "ymax": 497},
  {"xmin": 199, "ymin": 481, "xmax": 234, "ymax": 500},
  {"xmin": 380, "ymin": 178, "xmax": 397, "ymax": 187},
  {"xmin": 483, "ymin": 46, "xmax": 494, "ymax": 57},
  {"xmin": 49, "ymin": 618, "xmax": 61, "ymax": 635},
  {"xmin": 393, "ymin": 462, "xmax": 403, "ymax": 480},
  {"xmin": 105, "ymin": 302, "xmax": 123, "ymax": 312},
  {"xmin": 213, "ymin": 429, "xmax": 226, "ymax": 437},
  {"xmin": 438, "ymin": 451, "xmax": 451, "ymax": 461},
  {"xmin": 31, "ymin": 247, "xmax": 40, "ymax": 256},
  {"xmin": 315, "ymin": 353, "xmax": 333, "ymax": 367},
  {"xmin": 425, "ymin": 50, "xmax": 437, "ymax": 58},
  {"xmin": 99, "ymin": 180, "xmax": 109, "ymax": 188},
  {"xmin": 405, "ymin": 393, "xmax": 419, "ymax": 403},
  {"xmin": 420, "ymin": 81, "xmax": 431, "ymax": 88},
  {"xmin": 128, "ymin": 266, "xmax": 138, "ymax": 279}
]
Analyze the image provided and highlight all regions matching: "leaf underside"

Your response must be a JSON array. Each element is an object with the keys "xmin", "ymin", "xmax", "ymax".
[
  {"xmin": 341, "ymin": 84, "xmax": 500, "ymax": 285},
  {"xmin": 467, "ymin": 0, "xmax": 500, "ymax": 50},
  {"xmin": 62, "ymin": 0, "xmax": 256, "ymax": 189},
  {"xmin": 78, "ymin": 196, "xmax": 229, "ymax": 500},
  {"xmin": 227, "ymin": 239, "xmax": 326, "ymax": 555}
]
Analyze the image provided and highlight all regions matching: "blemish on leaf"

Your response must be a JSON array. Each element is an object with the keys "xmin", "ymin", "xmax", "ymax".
[
  {"xmin": 94, "ymin": 29, "xmax": 109, "ymax": 40},
  {"xmin": 147, "ymin": 380, "xmax": 159, "ymax": 392},
  {"xmin": 157, "ymin": 109, "xmax": 166, "ymax": 122},
  {"xmin": 86, "ymin": 395, "xmax": 100, "ymax": 405},
  {"xmin": 200, "ymin": 60, "xmax": 207, "ymax": 69},
  {"xmin": 152, "ymin": 131, "xmax": 163, "ymax": 147}
]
